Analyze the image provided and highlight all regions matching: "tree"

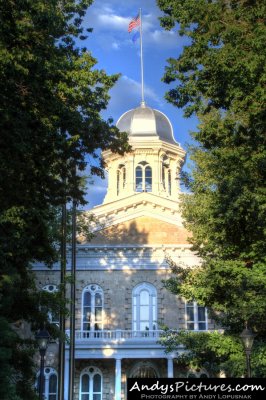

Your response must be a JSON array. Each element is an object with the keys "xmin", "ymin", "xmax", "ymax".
[
  {"xmin": 160, "ymin": 329, "xmax": 266, "ymax": 378},
  {"xmin": 157, "ymin": 0, "xmax": 266, "ymax": 375},
  {"xmin": 0, "ymin": 1, "xmax": 129, "ymax": 398}
]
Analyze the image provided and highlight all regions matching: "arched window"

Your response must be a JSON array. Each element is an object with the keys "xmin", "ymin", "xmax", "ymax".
[
  {"xmin": 117, "ymin": 169, "xmax": 120, "ymax": 195},
  {"xmin": 122, "ymin": 166, "xmax": 126, "ymax": 189},
  {"xmin": 117, "ymin": 164, "xmax": 126, "ymax": 195},
  {"xmin": 42, "ymin": 285, "xmax": 59, "ymax": 325},
  {"xmin": 186, "ymin": 301, "xmax": 208, "ymax": 331},
  {"xmin": 161, "ymin": 155, "xmax": 169, "ymax": 191},
  {"xmin": 37, "ymin": 367, "xmax": 58, "ymax": 400},
  {"xmin": 132, "ymin": 283, "xmax": 157, "ymax": 333},
  {"xmin": 162, "ymin": 164, "xmax": 166, "ymax": 190},
  {"xmin": 135, "ymin": 166, "xmax": 143, "ymax": 192},
  {"xmin": 82, "ymin": 285, "xmax": 103, "ymax": 332},
  {"xmin": 135, "ymin": 162, "xmax": 152, "ymax": 192},
  {"xmin": 145, "ymin": 166, "xmax": 152, "ymax": 192},
  {"xmin": 130, "ymin": 362, "xmax": 158, "ymax": 378},
  {"xmin": 168, "ymin": 170, "xmax": 171, "ymax": 195},
  {"xmin": 80, "ymin": 367, "xmax": 102, "ymax": 400}
]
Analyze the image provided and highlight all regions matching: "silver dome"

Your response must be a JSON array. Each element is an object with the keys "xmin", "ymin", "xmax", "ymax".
[{"xmin": 116, "ymin": 104, "xmax": 177, "ymax": 145}]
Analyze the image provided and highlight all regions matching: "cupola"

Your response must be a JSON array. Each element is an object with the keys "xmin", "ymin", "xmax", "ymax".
[{"xmin": 102, "ymin": 103, "xmax": 186, "ymax": 204}]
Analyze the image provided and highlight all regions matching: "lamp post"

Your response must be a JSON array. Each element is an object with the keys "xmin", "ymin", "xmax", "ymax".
[
  {"xmin": 36, "ymin": 329, "xmax": 50, "ymax": 400},
  {"xmin": 240, "ymin": 327, "xmax": 255, "ymax": 378}
]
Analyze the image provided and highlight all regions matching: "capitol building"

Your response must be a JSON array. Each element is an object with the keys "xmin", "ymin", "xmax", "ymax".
[{"xmin": 34, "ymin": 102, "xmax": 215, "ymax": 400}]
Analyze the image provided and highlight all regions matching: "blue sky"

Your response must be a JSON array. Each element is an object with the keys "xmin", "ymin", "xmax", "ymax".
[{"xmin": 82, "ymin": 0, "xmax": 198, "ymax": 209}]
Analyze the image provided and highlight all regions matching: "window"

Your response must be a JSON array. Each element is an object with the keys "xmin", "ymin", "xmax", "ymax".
[
  {"xmin": 117, "ymin": 170, "xmax": 120, "ymax": 195},
  {"xmin": 37, "ymin": 367, "xmax": 58, "ymax": 400},
  {"xmin": 145, "ymin": 166, "xmax": 152, "ymax": 192},
  {"xmin": 117, "ymin": 164, "xmax": 126, "ymax": 195},
  {"xmin": 161, "ymin": 156, "xmax": 171, "ymax": 195},
  {"xmin": 133, "ymin": 283, "xmax": 157, "ymax": 332},
  {"xmin": 162, "ymin": 165, "xmax": 166, "ymax": 189},
  {"xmin": 168, "ymin": 170, "xmax": 171, "ymax": 195},
  {"xmin": 135, "ymin": 162, "xmax": 152, "ymax": 192},
  {"xmin": 42, "ymin": 285, "xmax": 59, "ymax": 325},
  {"xmin": 135, "ymin": 166, "xmax": 143, "ymax": 192},
  {"xmin": 186, "ymin": 301, "xmax": 208, "ymax": 331},
  {"xmin": 130, "ymin": 362, "xmax": 158, "ymax": 378},
  {"xmin": 122, "ymin": 166, "xmax": 126, "ymax": 189},
  {"xmin": 80, "ymin": 367, "xmax": 102, "ymax": 400},
  {"xmin": 82, "ymin": 285, "xmax": 103, "ymax": 332}
]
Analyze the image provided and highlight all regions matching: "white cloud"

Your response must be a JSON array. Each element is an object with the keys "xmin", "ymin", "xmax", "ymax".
[
  {"xmin": 111, "ymin": 41, "xmax": 120, "ymax": 50},
  {"xmin": 84, "ymin": 1, "xmax": 181, "ymax": 51},
  {"xmin": 149, "ymin": 29, "xmax": 180, "ymax": 48},
  {"xmin": 98, "ymin": 13, "xmax": 129, "ymax": 31}
]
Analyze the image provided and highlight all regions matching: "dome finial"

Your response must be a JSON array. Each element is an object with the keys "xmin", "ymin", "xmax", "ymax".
[{"xmin": 140, "ymin": 100, "xmax": 146, "ymax": 108}]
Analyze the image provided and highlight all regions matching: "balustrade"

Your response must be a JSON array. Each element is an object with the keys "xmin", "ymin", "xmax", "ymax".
[{"xmin": 73, "ymin": 329, "xmax": 166, "ymax": 341}]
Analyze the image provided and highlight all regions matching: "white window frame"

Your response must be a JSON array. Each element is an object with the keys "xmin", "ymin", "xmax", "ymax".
[
  {"xmin": 79, "ymin": 367, "xmax": 102, "ymax": 400},
  {"xmin": 135, "ymin": 162, "xmax": 152, "ymax": 192},
  {"xmin": 117, "ymin": 164, "xmax": 126, "ymax": 195},
  {"xmin": 186, "ymin": 301, "xmax": 208, "ymax": 331},
  {"xmin": 36, "ymin": 367, "xmax": 58, "ymax": 400},
  {"xmin": 132, "ymin": 283, "xmax": 157, "ymax": 332},
  {"xmin": 81, "ymin": 284, "xmax": 104, "ymax": 332}
]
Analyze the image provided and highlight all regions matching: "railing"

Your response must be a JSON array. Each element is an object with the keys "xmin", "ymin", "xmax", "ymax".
[{"xmin": 74, "ymin": 329, "xmax": 165, "ymax": 341}]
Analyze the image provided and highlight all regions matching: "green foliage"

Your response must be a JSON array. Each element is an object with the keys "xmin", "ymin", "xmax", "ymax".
[
  {"xmin": 160, "ymin": 330, "xmax": 266, "ymax": 378},
  {"xmin": 164, "ymin": 258, "xmax": 266, "ymax": 334},
  {"xmin": 158, "ymin": 0, "xmax": 266, "ymax": 376},
  {"xmin": 0, "ymin": 1, "xmax": 129, "ymax": 398}
]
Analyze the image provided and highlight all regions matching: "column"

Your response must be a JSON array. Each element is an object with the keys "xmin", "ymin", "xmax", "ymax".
[
  {"xmin": 115, "ymin": 358, "xmax": 122, "ymax": 400},
  {"xmin": 153, "ymin": 156, "xmax": 160, "ymax": 196},
  {"xmin": 167, "ymin": 357, "xmax": 174, "ymax": 378},
  {"xmin": 64, "ymin": 351, "xmax": 70, "ymax": 400},
  {"xmin": 127, "ymin": 154, "xmax": 134, "ymax": 194}
]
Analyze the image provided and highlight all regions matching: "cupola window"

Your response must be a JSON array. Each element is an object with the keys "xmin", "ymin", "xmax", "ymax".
[
  {"xmin": 145, "ymin": 166, "xmax": 152, "ymax": 192},
  {"xmin": 116, "ymin": 164, "xmax": 126, "ymax": 195},
  {"xmin": 135, "ymin": 162, "xmax": 152, "ymax": 192},
  {"xmin": 161, "ymin": 155, "xmax": 171, "ymax": 195},
  {"xmin": 135, "ymin": 166, "xmax": 143, "ymax": 192},
  {"xmin": 168, "ymin": 170, "xmax": 172, "ymax": 195}
]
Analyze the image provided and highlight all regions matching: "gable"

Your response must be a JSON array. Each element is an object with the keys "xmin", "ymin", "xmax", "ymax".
[{"xmin": 86, "ymin": 216, "xmax": 190, "ymax": 245}]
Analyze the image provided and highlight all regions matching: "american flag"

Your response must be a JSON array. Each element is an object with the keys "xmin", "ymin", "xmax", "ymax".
[{"xmin": 128, "ymin": 13, "xmax": 140, "ymax": 33}]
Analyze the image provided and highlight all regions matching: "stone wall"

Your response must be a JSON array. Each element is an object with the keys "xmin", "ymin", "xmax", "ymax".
[
  {"xmin": 36, "ymin": 269, "xmax": 215, "ymax": 332},
  {"xmin": 89, "ymin": 216, "xmax": 190, "ymax": 245}
]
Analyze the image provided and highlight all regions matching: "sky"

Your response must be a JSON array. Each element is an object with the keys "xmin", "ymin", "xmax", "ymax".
[{"xmin": 82, "ymin": 0, "xmax": 198, "ymax": 209}]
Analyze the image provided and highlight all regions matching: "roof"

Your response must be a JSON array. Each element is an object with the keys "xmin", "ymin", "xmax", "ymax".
[{"xmin": 116, "ymin": 103, "xmax": 177, "ymax": 145}]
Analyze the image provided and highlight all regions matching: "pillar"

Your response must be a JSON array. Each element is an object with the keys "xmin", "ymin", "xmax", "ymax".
[
  {"xmin": 64, "ymin": 351, "xmax": 70, "ymax": 400},
  {"xmin": 167, "ymin": 357, "xmax": 174, "ymax": 378},
  {"xmin": 115, "ymin": 358, "xmax": 122, "ymax": 400}
]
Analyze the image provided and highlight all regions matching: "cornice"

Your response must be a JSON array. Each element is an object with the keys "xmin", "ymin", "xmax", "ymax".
[
  {"xmin": 102, "ymin": 139, "xmax": 186, "ymax": 161},
  {"xmin": 87, "ymin": 196, "xmax": 184, "ymax": 232},
  {"xmin": 33, "ymin": 243, "xmax": 201, "ymax": 271}
]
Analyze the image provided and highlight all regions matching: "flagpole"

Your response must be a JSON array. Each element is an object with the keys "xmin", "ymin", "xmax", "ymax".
[{"xmin": 139, "ymin": 8, "xmax": 145, "ymax": 106}]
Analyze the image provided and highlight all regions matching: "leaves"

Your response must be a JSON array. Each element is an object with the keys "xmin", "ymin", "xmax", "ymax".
[
  {"xmin": 0, "ymin": 1, "xmax": 129, "ymax": 398},
  {"xmin": 158, "ymin": 0, "xmax": 266, "ymax": 376}
]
